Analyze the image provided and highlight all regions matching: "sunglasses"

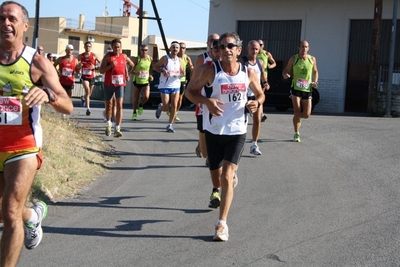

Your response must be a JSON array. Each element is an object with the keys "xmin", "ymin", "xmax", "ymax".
[{"xmin": 218, "ymin": 43, "xmax": 237, "ymax": 50}]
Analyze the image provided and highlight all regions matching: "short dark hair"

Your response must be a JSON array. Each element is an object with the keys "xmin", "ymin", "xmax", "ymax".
[
  {"xmin": 219, "ymin": 32, "xmax": 242, "ymax": 47},
  {"xmin": 111, "ymin": 39, "xmax": 122, "ymax": 46},
  {"xmin": 84, "ymin": 41, "xmax": 92, "ymax": 46}
]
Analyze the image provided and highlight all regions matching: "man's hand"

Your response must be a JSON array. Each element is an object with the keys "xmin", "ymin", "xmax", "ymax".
[
  {"xmin": 205, "ymin": 98, "xmax": 224, "ymax": 117},
  {"xmin": 246, "ymin": 100, "xmax": 260, "ymax": 114},
  {"xmin": 24, "ymin": 87, "xmax": 50, "ymax": 108}
]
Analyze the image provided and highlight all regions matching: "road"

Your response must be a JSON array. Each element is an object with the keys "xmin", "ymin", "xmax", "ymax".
[{"xmin": 15, "ymin": 104, "xmax": 400, "ymax": 267}]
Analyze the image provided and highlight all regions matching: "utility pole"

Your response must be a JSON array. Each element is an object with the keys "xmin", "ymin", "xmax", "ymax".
[
  {"xmin": 368, "ymin": 0, "xmax": 382, "ymax": 116},
  {"xmin": 137, "ymin": 0, "xmax": 143, "ymax": 55},
  {"xmin": 32, "ymin": 0, "xmax": 40, "ymax": 48}
]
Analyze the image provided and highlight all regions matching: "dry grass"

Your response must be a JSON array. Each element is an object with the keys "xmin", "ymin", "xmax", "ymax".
[{"xmin": 30, "ymin": 105, "xmax": 118, "ymax": 202}]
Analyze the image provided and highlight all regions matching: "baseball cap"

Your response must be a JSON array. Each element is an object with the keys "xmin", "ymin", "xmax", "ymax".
[{"xmin": 65, "ymin": 44, "xmax": 74, "ymax": 50}]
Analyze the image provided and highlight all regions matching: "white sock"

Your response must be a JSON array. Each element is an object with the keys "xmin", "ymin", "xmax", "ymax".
[
  {"xmin": 115, "ymin": 125, "xmax": 120, "ymax": 130},
  {"xmin": 106, "ymin": 121, "xmax": 112, "ymax": 126},
  {"xmin": 168, "ymin": 123, "xmax": 172, "ymax": 127},
  {"xmin": 25, "ymin": 208, "xmax": 39, "ymax": 225},
  {"xmin": 252, "ymin": 141, "xmax": 257, "ymax": 146},
  {"xmin": 217, "ymin": 220, "xmax": 227, "ymax": 227}
]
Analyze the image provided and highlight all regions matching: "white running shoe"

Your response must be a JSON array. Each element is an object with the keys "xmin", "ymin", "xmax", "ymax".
[
  {"xmin": 213, "ymin": 223, "xmax": 229, "ymax": 241},
  {"xmin": 250, "ymin": 144, "xmax": 262, "ymax": 155},
  {"xmin": 24, "ymin": 201, "xmax": 48, "ymax": 249}
]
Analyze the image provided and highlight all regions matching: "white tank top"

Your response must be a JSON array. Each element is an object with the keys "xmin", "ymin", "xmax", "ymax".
[
  {"xmin": 159, "ymin": 55, "xmax": 181, "ymax": 89},
  {"xmin": 202, "ymin": 61, "xmax": 250, "ymax": 135},
  {"xmin": 243, "ymin": 57, "xmax": 262, "ymax": 97},
  {"xmin": 198, "ymin": 52, "xmax": 213, "ymax": 116}
]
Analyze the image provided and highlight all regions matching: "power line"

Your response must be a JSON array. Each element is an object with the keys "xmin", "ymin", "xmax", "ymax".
[{"xmin": 188, "ymin": 0, "xmax": 208, "ymax": 11}]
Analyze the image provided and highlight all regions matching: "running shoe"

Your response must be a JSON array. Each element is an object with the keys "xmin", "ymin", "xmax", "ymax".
[
  {"xmin": 155, "ymin": 103, "xmax": 162, "ymax": 119},
  {"xmin": 114, "ymin": 128, "xmax": 123, "ymax": 137},
  {"xmin": 138, "ymin": 104, "xmax": 144, "ymax": 115},
  {"xmin": 80, "ymin": 96, "xmax": 85, "ymax": 107},
  {"xmin": 105, "ymin": 125, "xmax": 112, "ymax": 136},
  {"xmin": 86, "ymin": 109, "xmax": 91, "ymax": 116},
  {"xmin": 250, "ymin": 144, "xmax": 262, "ymax": 155},
  {"xmin": 166, "ymin": 124, "xmax": 175, "ymax": 133},
  {"xmin": 175, "ymin": 116, "xmax": 180, "ymax": 122},
  {"xmin": 261, "ymin": 113, "xmax": 267, "ymax": 122},
  {"xmin": 293, "ymin": 133, "xmax": 301, "ymax": 142},
  {"xmin": 132, "ymin": 112, "xmax": 137, "ymax": 121},
  {"xmin": 166, "ymin": 109, "xmax": 170, "ymax": 116},
  {"xmin": 233, "ymin": 171, "xmax": 238, "ymax": 188},
  {"xmin": 24, "ymin": 201, "xmax": 48, "ymax": 250},
  {"xmin": 208, "ymin": 190, "xmax": 220, "ymax": 209},
  {"xmin": 213, "ymin": 222, "xmax": 229, "ymax": 241},
  {"xmin": 195, "ymin": 142, "xmax": 202, "ymax": 158}
]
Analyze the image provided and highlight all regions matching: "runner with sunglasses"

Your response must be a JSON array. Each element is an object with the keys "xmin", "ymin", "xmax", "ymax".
[{"xmin": 186, "ymin": 32, "xmax": 265, "ymax": 241}]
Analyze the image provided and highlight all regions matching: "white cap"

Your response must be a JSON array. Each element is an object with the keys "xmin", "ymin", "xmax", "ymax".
[{"xmin": 65, "ymin": 44, "xmax": 74, "ymax": 50}]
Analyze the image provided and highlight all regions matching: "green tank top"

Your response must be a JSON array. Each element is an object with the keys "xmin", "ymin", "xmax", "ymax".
[
  {"xmin": 292, "ymin": 54, "xmax": 314, "ymax": 92},
  {"xmin": 256, "ymin": 50, "xmax": 269, "ymax": 77},
  {"xmin": 133, "ymin": 55, "xmax": 152, "ymax": 84},
  {"xmin": 180, "ymin": 55, "xmax": 188, "ymax": 82}
]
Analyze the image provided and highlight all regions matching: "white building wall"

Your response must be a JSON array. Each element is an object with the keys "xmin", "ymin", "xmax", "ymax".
[{"xmin": 208, "ymin": 0, "xmax": 400, "ymax": 113}]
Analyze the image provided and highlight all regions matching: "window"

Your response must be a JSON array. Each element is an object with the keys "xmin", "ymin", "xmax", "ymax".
[{"xmin": 131, "ymin": 36, "xmax": 138, "ymax": 45}]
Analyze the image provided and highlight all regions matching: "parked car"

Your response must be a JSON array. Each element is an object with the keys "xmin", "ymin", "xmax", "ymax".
[{"xmin": 148, "ymin": 70, "xmax": 161, "ymax": 106}]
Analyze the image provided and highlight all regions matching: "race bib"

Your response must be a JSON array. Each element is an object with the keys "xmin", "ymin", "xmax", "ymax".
[
  {"xmin": 296, "ymin": 78, "xmax": 310, "ymax": 89},
  {"xmin": 82, "ymin": 68, "xmax": 92, "ymax": 75},
  {"xmin": 112, "ymin": 74, "xmax": 124, "ymax": 85},
  {"xmin": 138, "ymin": 71, "xmax": 149, "ymax": 79},
  {"xmin": 220, "ymin": 83, "xmax": 247, "ymax": 103},
  {"xmin": 61, "ymin": 67, "xmax": 73, "ymax": 77},
  {"xmin": 169, "ymin": 70, "xmax": 180, "ymax": 79},
  {"xmin": 0, "ymin": 97, "xmax": 22, "ymax": 125}
]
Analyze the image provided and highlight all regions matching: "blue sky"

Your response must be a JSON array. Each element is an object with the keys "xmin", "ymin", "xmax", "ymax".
[{"xmin": 18, "ymin": 0, "xmax": 210, "ymax": 42}]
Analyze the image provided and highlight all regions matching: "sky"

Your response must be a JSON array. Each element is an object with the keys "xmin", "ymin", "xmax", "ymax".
[{"xmin": 17, "ymin": 0, "xmax": 210, "ymax": 42}]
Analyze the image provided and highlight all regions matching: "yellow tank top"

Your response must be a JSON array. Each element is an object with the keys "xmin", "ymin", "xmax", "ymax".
[{"xmin": 0, "ymin": 45, "xmax": 42, "ymax": 150}]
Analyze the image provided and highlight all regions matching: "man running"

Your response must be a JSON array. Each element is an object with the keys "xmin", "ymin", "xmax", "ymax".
[
  {"xmin": 78, "ymin": 41, "xmax": 100, "ymax": 116},
  {"xmin": 193, "ymin": 33, "xmax": 220, "ymax": 163},
  {"xmin": 131, "ymin": 44, "xmax": 153, "ymax": 120},
  {"xmin": 239, "ymin": 40, "xmax": 270, "ymax": 155},
  {"xmin": 176, "ymin": 41, "xmax": 194, "ymax": 121},
  {"xmin": 186, "ymin": 32, "xmax": 265, "ymax": 241},
  {"xmin": 0, "ymin": 2, "xmax": 73, "ymax": 266},
  {"xmin": 282, "ymin": 40, "xmax": 319, "ymax": 142},
  {"xmin": 99, "ymin": 38, "xmax": 134, "ymax": 137},
  {"xmin": 54, "ymin": 44, "xmax": 80, "ymax": 98},
  {"xmin": 257, "ymin": 39, "xmax": 276, "ymax": 122},
  {"xmin": 153, "ymin": 41, "xmax": 185, "ymax": 133}
]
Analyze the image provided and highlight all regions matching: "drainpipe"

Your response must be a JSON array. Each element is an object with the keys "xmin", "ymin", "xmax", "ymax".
[{"xmin": 385, "ymin": 0, "xmax": 398, "ymax": 117}]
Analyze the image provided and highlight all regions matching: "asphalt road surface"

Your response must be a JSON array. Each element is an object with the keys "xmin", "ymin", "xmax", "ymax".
[{"xmin": 13, "ymin": 104, "xmax": 400, "ymax": 267}]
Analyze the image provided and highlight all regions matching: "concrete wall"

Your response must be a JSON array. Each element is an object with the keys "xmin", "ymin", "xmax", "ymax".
[{"xmin": 208, "ymin": 0, "xmax": 400, "ymax": 113}]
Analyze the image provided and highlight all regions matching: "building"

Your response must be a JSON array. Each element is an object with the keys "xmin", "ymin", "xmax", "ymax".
[
  {"xmin": 26, "ymin": 14, "xmax": 146, "ymax": 59},
  {"xmin": 208, "ymin": 0, "xmax": 400, "ymax": 114},
  {"xmin": 26, "ymin": 13, "xmax": 206, "ymax": 104}
]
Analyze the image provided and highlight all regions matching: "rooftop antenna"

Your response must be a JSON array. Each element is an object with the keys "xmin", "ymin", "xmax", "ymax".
[{"xmin": 103, "ymin": 0, "xmax": 109, "ymax": 17}]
